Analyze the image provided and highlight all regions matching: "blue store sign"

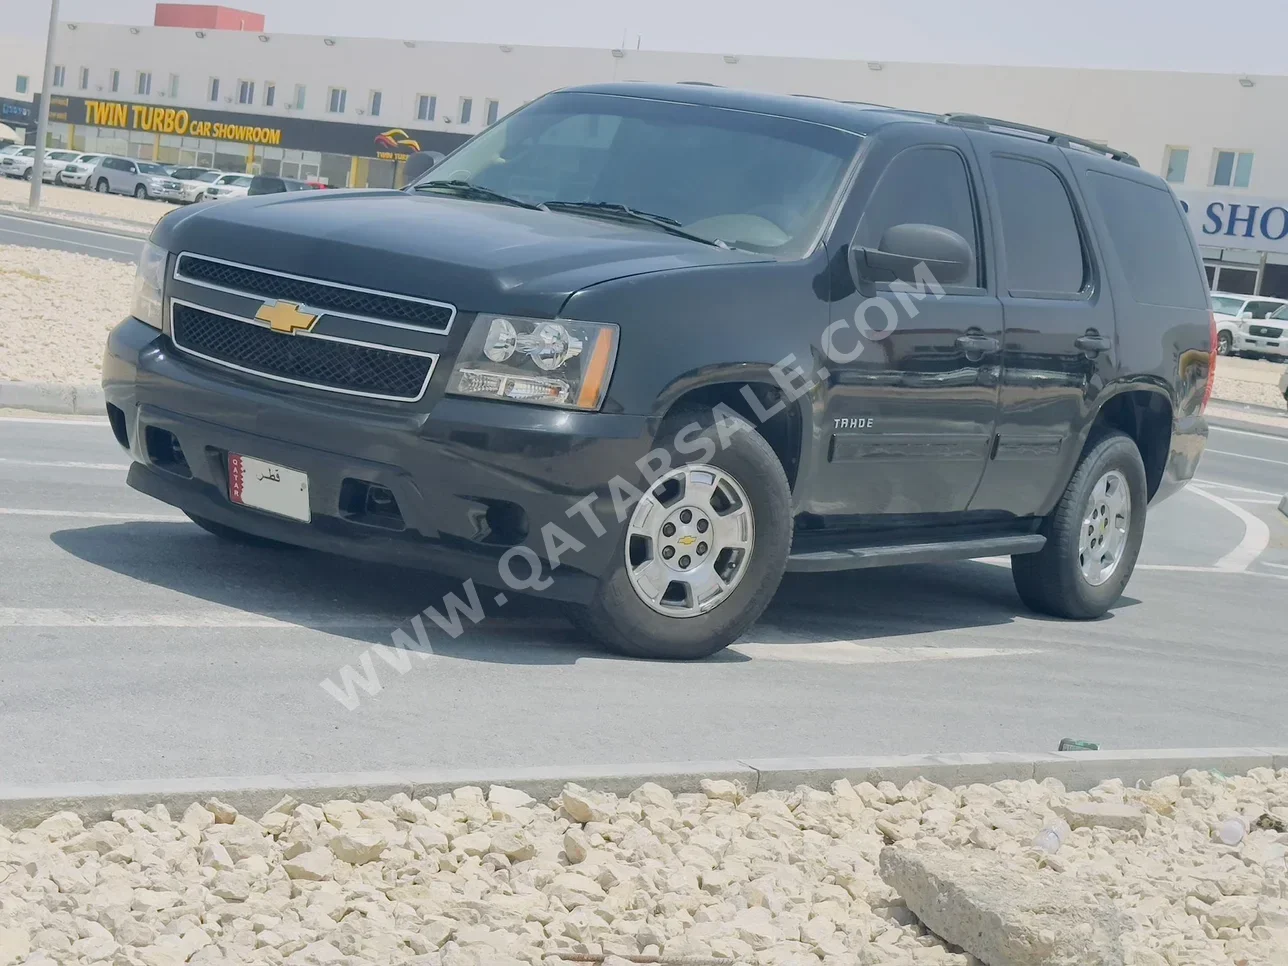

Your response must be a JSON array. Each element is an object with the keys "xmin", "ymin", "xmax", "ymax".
[{"xmin": 1177, "ymin": 191, "xmax": 1288, "ymax": 254}]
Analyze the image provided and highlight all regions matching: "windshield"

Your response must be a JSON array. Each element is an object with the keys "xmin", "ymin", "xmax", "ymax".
[
  {"xmin": 412, "ymin": 91, "xmax": 859, "ymax": 256},
  {"xmin": 222, "ymin": 175, "xmax": 252, "ymax": 187},
  {"xmin": 1210, "ymin": 296, "xmax": 1244, "ymax": 315},
  {"xmin": 138, "ymin": 162, "xmax": 168, "ymax": 175},
  {"xmin": 49, "ymin": 151, "xmax": 79, "ymax": 161}
]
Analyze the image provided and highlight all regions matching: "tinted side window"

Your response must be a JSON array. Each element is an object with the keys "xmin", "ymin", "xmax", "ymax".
[
  {"xmin": 855, "ymin": 146, "xmax": 980, "ymax": 287},
  {"xmin": 993, "ymin": 156, "xmax": 1087, "ymax": 296},
  {"xmin": 1088, "ymin": 171, "xmax": 1208, "ymax": 310},
  {"xmin": 1247, "ymin": 300, "xmax": 1281, "ymax": 319}
]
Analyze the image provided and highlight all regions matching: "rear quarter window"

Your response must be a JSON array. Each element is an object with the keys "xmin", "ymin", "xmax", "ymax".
[{"xmin": 1087, "ymin": 171, "xmax": 1208, "ymax": 310}]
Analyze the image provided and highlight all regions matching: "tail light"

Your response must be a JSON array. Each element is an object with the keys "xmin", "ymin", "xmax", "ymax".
[{"xmin": 1202, "ymin": 311, "xmax": 1217, "ymax": 411}]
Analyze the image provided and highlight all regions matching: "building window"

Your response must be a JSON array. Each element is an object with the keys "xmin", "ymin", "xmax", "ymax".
[
  {"xmin": 168, "ymin": 74, "xmax": 179, "ymax": 97},
  {"xmin": 327, "ymin": 87, "xmax": 346, "ymax": 113},
  {"xmin": 368, "ymin": 90, "xmax": 382, "ymax": 117},
  {"xmin": 208, "ymin": 77, "xmax": 220, "ymax": 102},
  {"xmin": 293, "ymin": 84, "xmax": 306, "ymax": 110},
  {"xmin": 459, "ymin": 97, "xmax": 473, "ymax": 125},
  {"xmin": 237, "ymin": 80, "xmax": 255, "ymax": 105},
  {"xmin": 1162, "ymin": 147, "xmax": 1189, "ymax": 184},
  {"xmin": 15, "ymin": 75, "xmax": 29, "ymax": 94},
  {"xmin": 52, "ymin": 66, "xmax": 66, "ymax": 88},
  {"xmin": 136, "ymin": 71, "xmax": 152, "ymax": 96},
  {"xmin": 1212, "ymin": 150, "xmax": 1254, "ymax": 188},
  {"xmin": 78, "ymin": 67, "xmax": 90, "ymax": 90},
  {"xmin": 264, "ymin": 82, "xmax": 275, "ymax": 107},
  {"xmin": 109, "ymin": 69, "xmax": 120, "ymax": 93},
  {"xmin": 416, "ymin": 94, "xmax": 436, "ymax": 121},
  {"xmin": 485, "ymin": 99, "xmax": 499, "ymax": 125}
]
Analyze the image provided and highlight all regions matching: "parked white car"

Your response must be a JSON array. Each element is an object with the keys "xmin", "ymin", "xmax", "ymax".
[
  {"xmin": 0, "ymin": 146, "xmax": 37, "ymax": 179},
  {"xmin": 1211, "ymin": 292, "xmax": 1288, "ymax": 359},
  {"xmin": 56, "ymin": 153, "xmax": 106, "ymax": 188},
  {"xmin": 39, "ymin": 150, "xmax": 86, "ymax": 183},
  {"xmin": 155, "ymin": 167, "xmax": 226, "ymax": 204},
  {"xmin": 202, "ymin": 174, "xmax": 253, "ymax": 200}
]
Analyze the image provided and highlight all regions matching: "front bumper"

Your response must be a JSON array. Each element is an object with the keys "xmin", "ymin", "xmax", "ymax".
[
  {"xmin": 60, "ymin": 171, "xmax": 90, "ymax": 186},
  {"xmin": 1234, "ymin": 328, "xmax": 1288, "ymax": 358},
  {"xmin": 103, "ymin": 317, "xmax": 656, "ymax": 602}
]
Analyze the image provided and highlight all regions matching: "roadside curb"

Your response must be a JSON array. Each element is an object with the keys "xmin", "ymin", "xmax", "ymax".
[
  {"xmin": 0, "ymin": 381, "xmax": 103, "ymax": 415},
  {"xmin": 0, "ymin": 204, "xmax": 151, "ymax": 240},
  {"xmin": 2, "ymin": 748, "xmax": 1285, "ymax": 828}
]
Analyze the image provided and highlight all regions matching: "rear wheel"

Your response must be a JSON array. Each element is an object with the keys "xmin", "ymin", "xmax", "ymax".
[
  {"xmin": 570, "ymin": 409, "xmax": 791, "ymax": 660},
  {"xmin": 95, "ymin": 178, "xmax": 109, "ymax": 193},
  {"xmin": 1012, "ymin": 430, "xmax": 1147, "ymax": 619},
  {"xmin": 184, "ymin": 512, "xmax": 294, "ymax": 548}
]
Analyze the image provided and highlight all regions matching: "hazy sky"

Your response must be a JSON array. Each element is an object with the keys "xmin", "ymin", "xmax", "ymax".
[{"xmin": 10, "ymin": 0, "xmax": 1288, "ymax": 73}]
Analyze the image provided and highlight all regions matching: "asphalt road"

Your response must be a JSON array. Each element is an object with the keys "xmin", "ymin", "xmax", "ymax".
[
  {"xmin": 0, "ymin": 210, "xmax": 144, "ymax": 264},
  {"xmin": 1, "ymin": 414, "xmax": 1285, "ymax": 786}
]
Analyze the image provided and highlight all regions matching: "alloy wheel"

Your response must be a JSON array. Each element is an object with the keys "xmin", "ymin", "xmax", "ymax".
[{"xmin": 1078, "ymin": 469, "xmax": 1131, "ymax": 586}]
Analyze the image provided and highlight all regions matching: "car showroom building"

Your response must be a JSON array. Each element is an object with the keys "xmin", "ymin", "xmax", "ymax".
[{"xmin": 12, "ymin": 3, "xmax": 1288, "ymax": 296}]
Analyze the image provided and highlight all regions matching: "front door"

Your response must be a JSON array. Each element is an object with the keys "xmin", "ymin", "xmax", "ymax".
[{"xmin": 806, "ymin": 127, "xmax": 1002, "ymax": 518}]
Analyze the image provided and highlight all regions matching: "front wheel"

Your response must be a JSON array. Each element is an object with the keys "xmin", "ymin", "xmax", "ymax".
[
  {"xmin": 570, "ymin": 409, "xmax": 791, "ymax": 660},
  {"xmin": 1011, "ymin": 430, "xmax": 1147, "ymax": 619},
  {"xmin": 1216, "ymin": 330, "xmax": 1234, "ymax": 356},
  {"xmin": 134, "ymin": 184, "xmax": 148, "ymax": 199},
  {"xmin": 21, "ymin": 169, "xmax": 31, "ymax": 181}
]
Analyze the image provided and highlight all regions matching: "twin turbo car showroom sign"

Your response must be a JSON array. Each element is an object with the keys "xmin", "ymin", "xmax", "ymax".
[
  {"xmin": 1177, "ymin": 190, "xmax": 1288, "ymax": 256},
  {"xmin": 40, "ymin": 94, "xmax": 467, "ymax": 161}
]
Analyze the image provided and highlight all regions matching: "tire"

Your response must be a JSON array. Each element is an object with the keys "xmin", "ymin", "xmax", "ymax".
[
  {"xmin": 95, "ymin": 178, "xmax": 109, "ymax": 193},
  {"xmin": 570, "ymin": 409, "xmax": 792, "ymax": 660},
  {"xmin": 21, "ymin": 169, "xmax": 31, "ymax": 181},
  {"xmin": 184, "ymin": 512, "xmax": 295, "ymax": 549},
  {"xmin": 134, "ymin": 184, "xmax": 148, "ymax": 199},
  {"xmin": 1216, "ymin": 331, "xmax": 1234, "ymax": 356},
  {"xmin": 54, "ymin": 173, "xmax": 63, "ymax": 185},
  {"xmin": 1011, "ymin": 430, "xmax": 1148, "ymax": 620}
]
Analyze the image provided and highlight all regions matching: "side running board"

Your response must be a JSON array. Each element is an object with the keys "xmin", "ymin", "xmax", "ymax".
[{"xmin": 786, "ymin": 534, "xmax": 1046, "ymax": 573}]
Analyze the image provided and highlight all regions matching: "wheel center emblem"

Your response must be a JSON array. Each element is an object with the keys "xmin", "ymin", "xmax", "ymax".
[{"xmin": 677, "ymin": 535, "xmax": 696, "ymax": 546}]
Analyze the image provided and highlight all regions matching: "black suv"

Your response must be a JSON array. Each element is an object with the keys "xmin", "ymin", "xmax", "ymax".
[{"xmin": 103, "ymin": 83, "xmax": 1213, "ymax": 659}]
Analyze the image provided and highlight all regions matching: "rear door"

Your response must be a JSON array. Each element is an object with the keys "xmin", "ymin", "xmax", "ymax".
[
  {"xmin": 813, "ymin": 124, "xmax": 1003, "ymax": 517},
  {"xmin": 967, "ymin": 135, "xmax": 1119, "ymax": 516}
]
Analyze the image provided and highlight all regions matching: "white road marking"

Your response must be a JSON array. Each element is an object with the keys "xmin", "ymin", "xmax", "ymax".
[
  {"xmin": 1209, "ymin": 425, "xmax": 1288, "ymax": 444},
  {"xmin": 1136, "ymin": 564, "xmax": 1288, "ymax": 581},
  {"xmin": 1194, "ymin": 479, "xmax": 1282, "ymax": 497},
  {"xmin": 1266, "ymin": 562, "xmax": 1288, "ymax": 571},
  {"xmin": 0, "ymin": 508, "xmax": 183, "ymax": 522},
  {"xmin": 1186, "ymin": 486, "xmax": 1272, "ymax": 573},
  {"xmin": 732, "ymin": 640, "xmax": 1041, "ymax": 664},
  {"xmin": 0, "ymin": 211, "xmax": 145, "ymax": 241},
  {"xmin": 0, "ymin": 416, "xmax": 109, "ymax": 426},
  {"xmin": 0, "ymin": 608, "xmax": 567, "ymax": 630},
  {"xmin": 0, "ymin": 458, "xmax": 127, "ymax": 470},
  {"xmin": 0, "ymin": 225, "xmax": 139, "ymax": 257},
  {"xmin": 1205, "ymin": 448, "xmax": 1288, "ymax": 467}
]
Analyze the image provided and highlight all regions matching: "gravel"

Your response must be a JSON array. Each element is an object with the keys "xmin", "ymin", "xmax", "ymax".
[
  {"xmin": 0, "ymin": 177, "xmax": 167, "ymax": 230},
  {"xmin": 1, "ymin": 769, "xmax": 1286, "ymax": 966},
  {"xmin": 0, "ymin": 246, "xmax": 134, "ymax": 384}
]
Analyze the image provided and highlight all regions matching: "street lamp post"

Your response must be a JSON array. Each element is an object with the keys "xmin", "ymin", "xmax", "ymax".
[{"xmin": 28, "ymin": 0, "xmax": 62, "ymax": 211}]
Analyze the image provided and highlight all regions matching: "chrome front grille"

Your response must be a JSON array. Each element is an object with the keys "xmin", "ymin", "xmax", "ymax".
[
  {"xmin": 170, "ymin": 301, "xmax": 437, "ymax": 402},
  {"xmin": 175, "ymin": 253, "xmax": 455, "ymax": 333}
]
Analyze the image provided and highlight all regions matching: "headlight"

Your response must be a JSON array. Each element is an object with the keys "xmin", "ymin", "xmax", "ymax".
[
  {"xmin": 131, "ymin": 242, "xmax": 167, "ymax": 330},
  {"xmin": 446, "ymin": 314, "xmax": 618, "ymax": 410}
]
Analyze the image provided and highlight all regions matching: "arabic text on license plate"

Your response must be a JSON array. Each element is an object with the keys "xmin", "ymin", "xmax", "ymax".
[{"xmin": 228, "ymin": 453, "xmax": 310, "ymax": 522}]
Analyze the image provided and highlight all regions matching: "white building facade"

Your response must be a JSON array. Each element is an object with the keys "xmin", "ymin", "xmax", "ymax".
[{"xmin": 19, "ymin": 18, "xmax": 1288, "ymax": 295}]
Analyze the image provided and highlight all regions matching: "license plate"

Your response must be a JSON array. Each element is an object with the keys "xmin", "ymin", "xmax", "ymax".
[{"xmin": 228, "ymin": 453, "xmax": 310, "ymax": 522}]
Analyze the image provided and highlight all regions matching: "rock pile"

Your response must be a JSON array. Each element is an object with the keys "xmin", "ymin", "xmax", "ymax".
[{"xmin": 0, "ymin": 768, "xmax": 1285, "ymax": 965}]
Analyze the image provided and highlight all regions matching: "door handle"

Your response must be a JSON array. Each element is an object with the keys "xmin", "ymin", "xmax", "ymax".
[
  {"xmin": 955, "ymin": 334, "xmax": 1000, "ymax": 360},
  {"xmin": 1074, "ymin": 333, "xmax": 1113, "ymax": 355}
]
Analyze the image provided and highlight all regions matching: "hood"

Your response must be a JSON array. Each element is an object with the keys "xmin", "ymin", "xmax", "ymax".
[{"xmin": 154, "ymin": 188, "xmax": 767, "ymax": 319}]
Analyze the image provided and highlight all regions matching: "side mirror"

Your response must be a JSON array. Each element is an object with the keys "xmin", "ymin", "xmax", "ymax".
[
  {"xmin": 1238, "ymin": 310, "xmax": 1253, "ymax": 320},
  {"xmin": 850, "ymin": 223, "xmax": 973, "ymax": 288}
]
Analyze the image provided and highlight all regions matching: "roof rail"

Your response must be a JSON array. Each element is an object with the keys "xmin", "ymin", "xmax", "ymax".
[
  {"xmin": 677, "ymin": 81, "xmax": 722, "ymax": 87},
  {"xmin": 941, "ymin": 113, "xmax": 1139, "ymax": 167}
]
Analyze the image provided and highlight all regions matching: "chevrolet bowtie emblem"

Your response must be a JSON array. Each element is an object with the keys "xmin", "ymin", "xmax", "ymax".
[
  {"xmin": 677, "ymin": 535, "xmax": 697, "ymax": 546},
  {"xmin": 255, "ymin": 300, "xmax": 319, "ymax": 334}
]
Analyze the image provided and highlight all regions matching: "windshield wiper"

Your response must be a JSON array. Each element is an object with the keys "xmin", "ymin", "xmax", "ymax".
[
  {"xmin": 412, "ymin": 179, "xmax": 544, "ymax": 210},
  {"xmin": 542, "ymin": 201, "xmax": 731, "ymax": 249}
]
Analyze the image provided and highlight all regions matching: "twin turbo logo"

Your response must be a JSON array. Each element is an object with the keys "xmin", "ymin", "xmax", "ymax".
[{"xmin": 255, "ymin": 300, "xmax": 318, "ymax": 334}]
